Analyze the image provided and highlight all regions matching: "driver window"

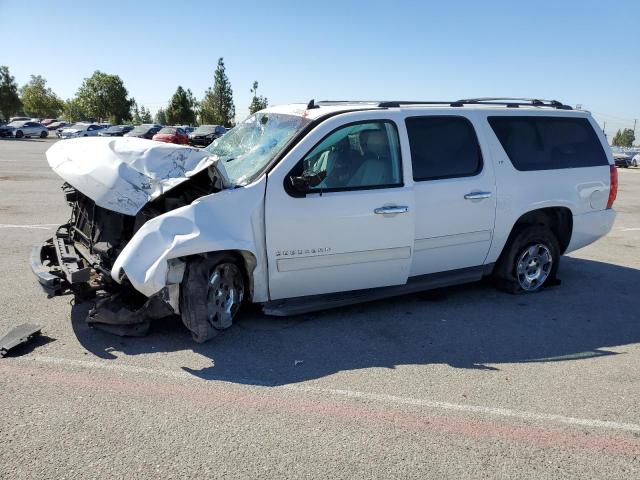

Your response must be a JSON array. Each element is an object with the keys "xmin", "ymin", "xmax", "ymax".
[{"xmin": 302, "ymin": 121, "xmax": 402, "ymax": 190}]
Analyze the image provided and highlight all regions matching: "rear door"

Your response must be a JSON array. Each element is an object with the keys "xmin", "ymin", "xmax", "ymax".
[
  {"xmin": 264, "ymin": 113, "xmax": 415, "ymax": 300},
  {"xmin": 403, "ymin": 112, "xmax": 496, "ymax": 276}
]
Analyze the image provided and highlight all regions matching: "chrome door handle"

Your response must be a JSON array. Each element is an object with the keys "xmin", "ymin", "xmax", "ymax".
[
  {"xmin": 464, "ymin": 191, "xmax": 492, "ymax": 200},
  {"xmin": 374, "ymin": 205, "xmax": 409, "ymax": 214}
]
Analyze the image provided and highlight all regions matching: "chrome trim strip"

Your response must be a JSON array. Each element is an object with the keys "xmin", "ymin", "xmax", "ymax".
[
  {"xmin": 414, "ymin": 230, "xmax": 491, "ymax": 251},
  {"xmin": 276, "ymin": 246, "xmax": 411, "ymax": 272}
]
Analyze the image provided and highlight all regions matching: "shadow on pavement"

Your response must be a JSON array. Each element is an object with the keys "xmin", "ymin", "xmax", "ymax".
[{"xmin": 71, "ymin": 257, "xmax": 640, "ymax": 386}]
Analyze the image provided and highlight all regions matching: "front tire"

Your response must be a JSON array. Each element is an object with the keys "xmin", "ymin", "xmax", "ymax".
[
  {"xmin": 40, "ymin": 130, "xmax": 48, "ymax": 138},
  {"xmin": 180, "ymin": 254, "xmax": 245, "ymax": 342},
  {"xmin": 15, "ymin": 130, "xmax": 23, "ymax": 138},
  {"xmin": 494, "ymin": 225, "xmax": 560, "ymax": 294}
]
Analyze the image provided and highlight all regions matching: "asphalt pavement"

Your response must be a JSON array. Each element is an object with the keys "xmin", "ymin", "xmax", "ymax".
[{"xmin": 0, "ymin": 137, "xmax": 639, "ymax": 479}]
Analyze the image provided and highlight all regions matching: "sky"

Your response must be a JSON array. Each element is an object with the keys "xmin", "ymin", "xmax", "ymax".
[{"xmin": 1, "ymin": 0, "xmax": 638, "ymax": 138}]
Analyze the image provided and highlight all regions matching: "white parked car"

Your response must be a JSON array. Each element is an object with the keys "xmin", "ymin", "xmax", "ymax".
[
  {"xmin": 6, "ymin": 120, "xmax": 48, "ymax": 138},
  {"xmin": 32, "ymin": 99, "xmax": 617, "ymax": 341},
  {"xmin": 58, "ymin": 123, "xmax": 103, "ymax": 139},
  {"xmin": 632, "ymin": 153, "xmax": 639, "ymax": 167}
]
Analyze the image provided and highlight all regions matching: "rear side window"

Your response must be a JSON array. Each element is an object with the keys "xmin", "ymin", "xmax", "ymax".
[
  {"xmin": 488, "ymin": 116, "xmax": 608, "ymax": 171},
  {"xmin": 406, "ymin": 116, "xmax": 482, "ymax": 181}
]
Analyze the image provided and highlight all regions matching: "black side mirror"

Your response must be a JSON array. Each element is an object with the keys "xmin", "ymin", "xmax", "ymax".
[{"xmin": 290, "ymin": 170, "xmax": 327, "ymax": 193}]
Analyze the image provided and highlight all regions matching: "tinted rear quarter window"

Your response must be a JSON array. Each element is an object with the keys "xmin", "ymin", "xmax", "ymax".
[
  {"xmin": 488, "ymin": 116, "xmax": 608, "ymax": 171},
  {"xmin": 406, "ymin": 116, "xmax": 482, "ymax": 181}
]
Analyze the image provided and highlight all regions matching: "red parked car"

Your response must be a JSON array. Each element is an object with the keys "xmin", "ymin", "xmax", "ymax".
[{"xmin": 152, "ymin": 126, "xmax": 189, "ymax": 144}]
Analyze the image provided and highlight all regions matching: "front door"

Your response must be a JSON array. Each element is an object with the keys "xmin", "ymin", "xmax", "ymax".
[{"xmin": 265, "ymin": 118, "xmax": 415, "ymax": 300}]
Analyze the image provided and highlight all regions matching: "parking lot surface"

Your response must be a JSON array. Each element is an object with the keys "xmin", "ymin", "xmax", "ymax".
[{"xmin": 1, "ymin": 138, "xmax": 639, "ymax": 479}]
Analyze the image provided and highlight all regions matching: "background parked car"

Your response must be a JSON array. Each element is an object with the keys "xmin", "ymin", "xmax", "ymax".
[
  {"xmin": 2, "ymin": 121, "xmax": 49, "ymax": 138},
  {"xmin": 613, "ymin": 151, "xmax": 632, "ymax": 168},
  {"xmin": 188, "ymin": 124, "xmax": 227, "ymax": 147},
  {"xmin": 9, "ymin": 116, "xmax": 31, "ymax": 122},
  {"xmin": 124, "ymin": 124, "xmax": 162, "ymax": 139},
  {"xmin": 41, "ymin": 119, "xmax": 57, "ymax": 126},
  {"xmin": 632, "ymin": 153, "xmax": 639, "ymax": 167},
  {"xmin": 98, "ymin": 125, "xmax": 134, "ymax": 137},
  {"xmin": 152, "ymin": 126, "xmax": 189, "ymax": 144},
  {"xmin": 58, "ymin": 123, "xmax": 103, "ymax": 139},
  {"xmin": 47, "ymin": 121, "xmax": 68, "ymax": 131}
]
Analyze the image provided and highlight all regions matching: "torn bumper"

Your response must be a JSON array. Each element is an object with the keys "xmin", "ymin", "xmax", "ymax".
[{"xmin": 30, "ymin": 227, "xmax": 96, "ymax": 297}]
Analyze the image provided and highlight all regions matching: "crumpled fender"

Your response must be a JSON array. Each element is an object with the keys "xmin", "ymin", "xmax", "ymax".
[{"xmin": 111, "ymin": 176, "xmax": 268, "ymax": 302}]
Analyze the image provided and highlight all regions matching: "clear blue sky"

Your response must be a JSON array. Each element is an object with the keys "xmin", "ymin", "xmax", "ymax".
[{"xmin": 1, "ymin": 0, "xmax": 638, "ymax": 137}]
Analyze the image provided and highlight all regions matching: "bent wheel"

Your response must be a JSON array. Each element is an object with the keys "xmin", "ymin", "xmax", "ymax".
[{"xmin": 180, "ymin": 254, "xmax": 245, "ymax": 342}]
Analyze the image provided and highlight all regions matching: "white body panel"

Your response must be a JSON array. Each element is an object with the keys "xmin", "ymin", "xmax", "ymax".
[
  {"xmin": 403, "ymin": 110, "xmax": 496, "ymax": 276},
  {"xmin": 46, "ymin": 137, "xmax": 215, "ymax": 215}
]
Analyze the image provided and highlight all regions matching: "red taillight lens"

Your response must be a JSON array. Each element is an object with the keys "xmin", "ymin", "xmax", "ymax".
[{"xmin": 607, "ymin": 164, "xmax": 618, "ymax": 209}]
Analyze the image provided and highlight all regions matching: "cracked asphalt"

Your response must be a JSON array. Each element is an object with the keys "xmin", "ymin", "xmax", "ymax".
[{"xmin": 1, "ymin": 138, "xmax": 639, "ymax": 479}]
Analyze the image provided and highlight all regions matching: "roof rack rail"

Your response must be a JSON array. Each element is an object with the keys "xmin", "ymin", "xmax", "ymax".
[
  {"xmin": 315, "ymin": 99, "xmax": 573, "ymax": 110},
  {"xmin": 455, "ymin": 98, "xmax": 572, "ymax": 110}
]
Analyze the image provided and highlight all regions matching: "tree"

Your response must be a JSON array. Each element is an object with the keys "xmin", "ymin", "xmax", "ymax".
[
  {"xmin": 20, "ymin": 75, "xmax": 64, "ymax": 118},
  {"xmin": 165, "ymin": 86, "xmax": 197, "ymax": 125},
  {"xmin": 130, "ymin": 100, "xmax": 141, "ymax": 124},
  {"xmin": 75, "ymin": 71, "xmax": 133, "ymax": 123},
  {"xmin": 612, "ymin": 128, "xmax": 635, "ymax": 147},
  {"xmin": 155, "ymin": 107, "xmax": 167, "ymax": 125},
  {"xmin": 62, "ymin": 97, "xmax": 88, "ymax": 122},
  {"xmin": 139, "ymin": 105, "xmax": 152, "ymax": 123},
  {"xmin": 248, "ymin": 81, "xmax": 268, "ymax": 114},
  {"xmin": 0, "ymin": 66, "xmax": 22, "ymax": 121},
  {"xmin": 200, "ymin": 58, "xmax": 235, "ymax": 126}
]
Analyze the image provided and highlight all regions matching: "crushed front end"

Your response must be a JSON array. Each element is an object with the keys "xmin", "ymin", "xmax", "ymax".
[{"xmin": 32, "ymin": 184, "xmax": 134, "ymax": 298}]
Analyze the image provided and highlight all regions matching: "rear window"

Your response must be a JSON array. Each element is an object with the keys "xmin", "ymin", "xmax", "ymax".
[
  {"xmin": 159, "ymin": 127, "xmax": 176, "ymax": 134},
  {"xmin": 488, "ymin": 116, "xmax": 608, "ymax": 171},
  {"xmin": 405, "ymin": 116, "xmax": 483, "ymax": 181}
]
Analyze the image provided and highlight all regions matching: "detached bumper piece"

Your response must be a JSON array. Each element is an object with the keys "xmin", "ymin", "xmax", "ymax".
[
  {"xmin": 87, "ymin": 290, "xmax": 174, "ymax": 337},
  {"xmin": 30, "ymin": 228, "xmax": 96, "ymax": 297},
  {"xmin": 0, "ymin": 324, "xmax": 41, "ymax": 358}
]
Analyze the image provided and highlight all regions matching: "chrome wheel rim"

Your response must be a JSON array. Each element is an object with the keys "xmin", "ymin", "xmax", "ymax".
[
  {"xmin": 206, "ymin": 263, "xmax": 244, "ymax": 329},
  {"xmin": 516, "ymin": 244, "xmax": 552, "ymax": 291}
]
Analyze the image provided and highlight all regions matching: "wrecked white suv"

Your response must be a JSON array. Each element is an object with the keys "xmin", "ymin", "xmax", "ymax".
[{"xmin": 32, "ymin": 99, "xmax": 617, "ymax": 341}]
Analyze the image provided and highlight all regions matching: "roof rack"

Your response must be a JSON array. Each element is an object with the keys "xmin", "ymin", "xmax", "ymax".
[{"xmin": 315, "ymin": 99, "xmax": 572, "ymax": 110}]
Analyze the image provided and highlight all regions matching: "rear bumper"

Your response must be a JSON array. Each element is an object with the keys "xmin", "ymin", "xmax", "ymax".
[{"xmin": 565, "ymin": 209, "xmax": 616, "ymax": 254}]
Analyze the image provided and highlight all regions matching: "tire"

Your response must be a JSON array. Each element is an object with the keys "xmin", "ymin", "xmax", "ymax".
[
  {"xmin": 180, "ymin": 253, "xmax": 245, "ymax": 343},
  {"xmin": 15, "ymin": 130, "xmax": 23, "ymax": 138},
  {"xmin": 494, "ymin": 225, "xmax": 560, "ymax": 294},
  {"xmin": 40, "ymin": 130, "xmax": 48, "ymax": 138}
]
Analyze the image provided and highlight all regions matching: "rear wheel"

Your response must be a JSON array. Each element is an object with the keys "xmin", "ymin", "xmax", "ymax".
[
  {"xmin": 180, "ymin": 254, "xmax": 245, "ymax": 342},
  {"xmin": 494, "ymin": 225, "xmax": 560, "ymax": 294}
]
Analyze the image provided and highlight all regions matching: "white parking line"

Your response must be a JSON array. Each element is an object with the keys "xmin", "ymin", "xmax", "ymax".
[
  {"xmin": 15, "ymin": 355, "xmax": 640, "ymax": 434},
  {"xmin": 0, "ymin": 223, "xmax": 58, "ymax": 230},
  {"xmin": 620, "ymin": 227, "xmax": 640, "ymax": 232}
]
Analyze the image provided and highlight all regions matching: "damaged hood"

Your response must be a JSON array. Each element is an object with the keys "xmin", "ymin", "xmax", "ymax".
[{"xmin": 46, "ymin": 137, "xmax": 226, "ymax": 215}]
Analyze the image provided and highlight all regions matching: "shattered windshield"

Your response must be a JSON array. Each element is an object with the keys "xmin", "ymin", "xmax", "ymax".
[{"xmin": 205, "ymin": 112, "xmax": 311, "ymax": 185}]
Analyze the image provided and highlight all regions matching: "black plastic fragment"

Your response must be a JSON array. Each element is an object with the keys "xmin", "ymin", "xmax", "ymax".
[{"xmin": 0, "ymin": 324, "xmax": 42, "ymax": 358}]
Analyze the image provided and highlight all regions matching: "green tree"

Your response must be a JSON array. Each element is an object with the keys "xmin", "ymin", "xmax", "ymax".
[
  {"xmin": 75, "ymin": 71, "xmax": 133, "ymax": 123},
  {"xmin": 165, "ymin": 86, "xmax": 197, "ymax": 125},
  {"xmin": 155, "ymin": 107, "xmax": 167, "ymax": 125},
  {"xmin": 612, "ymin": 128, "xmax": 635, "ymax": 147},
  {"xmin": 200, "ymin": 58, "xmax": 235, "ymax": 126},
  {"xmin": 248, "ymin": 81, "xmax": 268, "ymax": 114},
  {"xmin": 20, "ymin": 75, "xmax": 64, "ymax": 118},
  {"xmin": 130, "ymin": 100, "xmax": 142, "ymax": 124},
  {"xmin": 140, "ymin": 105, "xmax": 152, "ymax": 123},
  {"xmin": 0, "ymin": 66, "xmax": 22, "ymax": 121},
  {"xmin": 62, "ymin": 98, "xmax": 88, "ymax": 122}
]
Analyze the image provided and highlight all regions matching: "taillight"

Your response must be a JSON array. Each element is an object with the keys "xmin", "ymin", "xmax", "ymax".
[{"xmin": 607, "ymin": 164, "xmax": 618, "ymax": 209}]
